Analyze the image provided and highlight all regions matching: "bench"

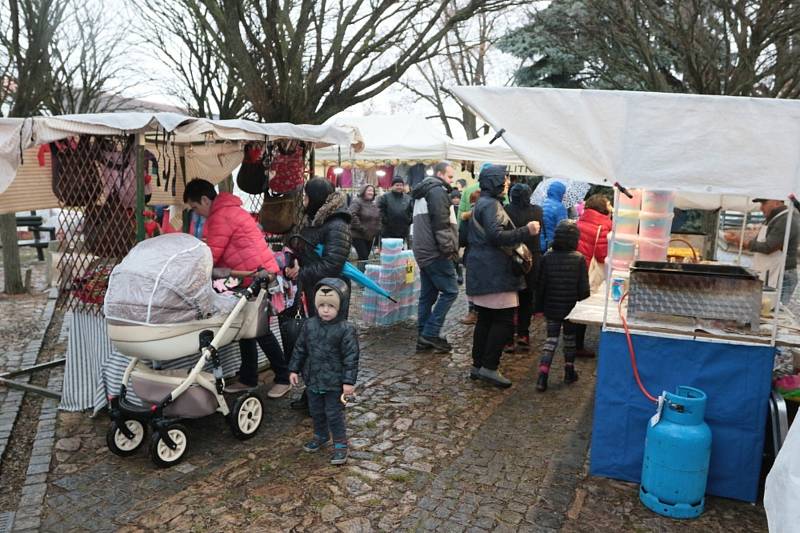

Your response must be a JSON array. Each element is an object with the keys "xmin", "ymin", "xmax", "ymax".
[{"xmin": 1, "ymin": 212, "xmax": 57, "ymax": 261}]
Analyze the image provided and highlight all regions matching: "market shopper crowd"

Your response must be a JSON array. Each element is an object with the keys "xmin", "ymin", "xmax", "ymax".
[{"xmin": 183, "ymin": 159, "xmax": 800, "ymax": 465}]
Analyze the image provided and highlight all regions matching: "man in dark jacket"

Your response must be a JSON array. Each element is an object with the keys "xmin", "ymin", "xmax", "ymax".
[
  {"xmin": 505, "ymin": 183, "xmax": 544, "ymax": 350},
  {"xmin": 411, "ymin": 161, "xmax": 459, "ymax": 352},
  {"xmin": 534, "ymin": 219, "xmax": 590, "ymax": 392},
  {"xmin": 378, "ymin": 176, "xmax": 413, "ymax": 242},
  {"xmin": 288, "ymin": 278, "xmax": 359, "ymax": 465}
]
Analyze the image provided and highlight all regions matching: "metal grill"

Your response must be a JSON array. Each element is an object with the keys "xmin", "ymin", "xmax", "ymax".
[{"xmin": 54, "ymin": 135, "xmax": 141, "ymax": 316}]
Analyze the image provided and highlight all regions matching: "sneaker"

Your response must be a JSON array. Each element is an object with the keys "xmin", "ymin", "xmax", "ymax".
[
  {"xmin": 267, "ymin": 383, "xmax": 292, "ymax": 398},
  {"xmin": 418, "ymin": 335, "xmax": 451, "ymax": 353},
  {"xmin": 303, "ymin": 437, "xmax": 330, "ymax": 453},
  {"xmin": 330, "ymin": 443, "xmax": 349, "ymax": 465},
  {"xmin": 516, "ymin": 336, "xmax": 530, "ymax": 348},
  {"xmin": 575, "ymin": 348, "xmax": 596, "ymax": 358},
  {"xmin": 564, "ymin": 365, "xmax": 579, "ymax": 384},
  {"xmin": 536, "ymin": 372, "xmax": 548, "ymax": 392},
  {"xmin": 416, "ymin": 341, "xmax": 430, "ymax": 352},
  {"xmin": 224, "ymin": 379, "xmax": 255, "ymax": 393},
  {"xmin": 478, "ymin": 368, "xmax": 512, "ymax": 388},
  {"xmin": 469, "ymin": 366, "xmax": 481, "ymax": 380},
  {"xmin": 503, "ymin": 343, "xmax": 515, "ymax": 353},
  {"xmin": 459, "ymin": 312, "xmax": 477, "ymax": 325}
]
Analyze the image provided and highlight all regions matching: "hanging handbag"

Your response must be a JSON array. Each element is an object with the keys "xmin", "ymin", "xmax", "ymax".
[
  {"xmin": 470, "ymin": 208, "xmax": 533, "ymax": 276},
  {"xmin": 278, "ymin": 293, "xmax": 307, "ymax": 360},
  {"xmin": 259, "ymin": 186, "xmax": 303, "ymax": 235},
  {"xmin": 237, "ymin": 143, "xmax": 268, "ymax": 194},
  {"xmin": 588, "ymin": 224, "xmax": 606, "ymax": 292},
  {"xmin": 269, "ymin": 142, "xmax": 305, "ymax": 193}
]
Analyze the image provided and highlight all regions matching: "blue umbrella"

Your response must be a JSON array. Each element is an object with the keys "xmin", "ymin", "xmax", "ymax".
[{"xmin": 314, "ymin": 244, "xmax": 396, "ymax": 302}]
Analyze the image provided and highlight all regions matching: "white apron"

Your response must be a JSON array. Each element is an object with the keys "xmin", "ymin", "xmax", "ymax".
[{"xmin": 752, "ymin": 209, "xmax": 788, "ymax": 289}]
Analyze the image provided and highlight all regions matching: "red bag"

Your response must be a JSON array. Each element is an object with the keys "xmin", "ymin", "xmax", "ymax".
[{"xmin": 269, "ymin": 145, "xmax": 305, "ymax": 193}]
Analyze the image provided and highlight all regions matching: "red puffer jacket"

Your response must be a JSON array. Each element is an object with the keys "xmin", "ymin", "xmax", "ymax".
[
  {"xmin": 576, "ymin": 208, "xmax": 613, "ymax": 268},
  {"xmin": 204, "ymin": 192, "xmax": 279, "ymax": 274}
]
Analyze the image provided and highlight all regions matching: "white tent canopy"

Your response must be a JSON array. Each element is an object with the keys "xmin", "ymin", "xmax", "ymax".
[
  {"xmin": 315, "ymin": 114, "xmax": 448, "ymax": 162},
  {"xmin": 452, "ymin": 86, "xmax": 800, "ymax": 200},
  {"xmin": 0, "ymin": 113, "xmax": 363, "ymax": 195},
  {"xmin": 446, "ymin": 134, "xmax": 525, "ymax": 166}
]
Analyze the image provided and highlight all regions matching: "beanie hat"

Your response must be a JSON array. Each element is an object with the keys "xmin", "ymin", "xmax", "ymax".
[
  {"xmin": 305, "ymin": 177, "xmax": 335, "ymax": 221},
  {"xmin": 314, "ymin": 284, "xmax": 341, "ymax": 314},
  {"xmin": 391, "ymin": 175, "xmax": 405, "ymax": 185}
]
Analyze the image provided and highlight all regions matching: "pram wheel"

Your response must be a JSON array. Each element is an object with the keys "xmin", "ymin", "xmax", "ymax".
[
  {"xmin": 149, "ymin": 424, "xmax": 189, "ymax": 468},
  {"xmin": 107, "ymin": 420, "xmax": 146, "ymax": 456},
  {"xmin": 229, "ymin": 392, "xmax": 264, "ymax": 440}
]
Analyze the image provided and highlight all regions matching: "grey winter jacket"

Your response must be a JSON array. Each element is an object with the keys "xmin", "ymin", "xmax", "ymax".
[
  {"xmin": 288, "ymin": 278, "xmax": 360, "ymax": 391},
  {"xmin": 411, "ymin": 176, "xmax": 459, "ymax": 267},
  {"xmin": 749, "ymin": 205, "xmax": 800, "ymax": 270}
]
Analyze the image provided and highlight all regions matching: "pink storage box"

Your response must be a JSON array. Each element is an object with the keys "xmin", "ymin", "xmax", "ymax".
[
  {"xmin": 641, "ymin": 190, "xmax": 675, "ymax": 214},
  {"xmin": 638, "ymin": 237, "xmax": 669, "ymax": 262},
  {"xmin": 614, "ymin": 209, "xmax": 640, "ymax": 236},
  {"xmin": 618, "ymin": 189, "xmax": 642, "ymax": 211},
  {"xmin": 639, "ymin": 211, "xmax": 674, "ymax": 240}
]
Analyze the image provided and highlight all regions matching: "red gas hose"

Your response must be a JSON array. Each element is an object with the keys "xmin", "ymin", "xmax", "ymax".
[{"xmin": 618, "ymin": 291, "xmax": 658, "ymax": 403}]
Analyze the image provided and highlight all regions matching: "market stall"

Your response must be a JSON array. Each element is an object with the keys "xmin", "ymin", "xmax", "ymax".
[
  {"xmin": 452, "ymin": 86, "xmax": 800, "ymax": 503},
  {"xmin": 0, "ymin": 113, "xmax": 361, "ymax": 413}
]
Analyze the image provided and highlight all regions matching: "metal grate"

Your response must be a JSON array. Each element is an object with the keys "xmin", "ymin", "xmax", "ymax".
[
  {"xmin": 54, "ymin": 135, "xmax": 140, "ymax": 316},
  {"xmin": 0, "ymin": 511, "xmax": 14, "ymax": 533}
]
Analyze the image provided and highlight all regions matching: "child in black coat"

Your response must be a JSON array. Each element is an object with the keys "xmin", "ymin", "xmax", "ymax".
[
  {"xmin": 534, "ymin": 220, "xmax": 590, "ymax": 392},
  {"xmin": 289, "ymin": 277, "xmax": 360, "ymax": 464}
]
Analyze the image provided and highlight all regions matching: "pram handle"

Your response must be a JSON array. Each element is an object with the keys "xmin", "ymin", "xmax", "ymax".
[{"xmin": 229, "ymin": 269, "xmax": 276, "ymax": 282}]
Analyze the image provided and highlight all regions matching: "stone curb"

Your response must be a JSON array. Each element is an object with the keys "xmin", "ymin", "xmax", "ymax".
[{"xmin": 0, "ymin": 289, "xmax": 57, "ymax": 467}]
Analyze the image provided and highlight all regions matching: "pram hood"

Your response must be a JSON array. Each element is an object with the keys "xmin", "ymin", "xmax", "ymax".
[{"xmin": 104, "ymin": 233, "xmax": 236, "ymax": 325}]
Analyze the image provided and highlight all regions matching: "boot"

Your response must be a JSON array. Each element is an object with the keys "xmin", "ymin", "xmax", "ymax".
[
  {"xmin": 564, "ymin": 365, "xmax": 579, "ymax": 384},
  {"xmin": 469, "ymin": 366, "xmax": 481, "ymax": 380},
  {"xmin": 459, "ymin": 311, "xmax": 477, "ymax": 325},
  {"xmin": 536, "ymin": 372, "xmax": 548, "ymax": 392}
]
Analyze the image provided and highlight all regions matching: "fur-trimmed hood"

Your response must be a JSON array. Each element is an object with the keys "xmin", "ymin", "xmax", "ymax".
[{"xmin": 304, "ymin": 191, "xmax": 351, "ymax": 228}]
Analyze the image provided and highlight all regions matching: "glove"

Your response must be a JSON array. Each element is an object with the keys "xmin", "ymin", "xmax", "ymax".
[{"xmin": 212, "ymin": 267, "xmax": 231, "ymax": 279}]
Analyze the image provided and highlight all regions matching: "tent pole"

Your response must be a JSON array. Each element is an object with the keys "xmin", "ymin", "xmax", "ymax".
[
  {"xmin": 771, "ymin": 199, "xmax": 794, "ymax": 346},
  {"xmin": 602, "ymin": 187, "xmax": 621, "ymax": 331},
  {"xmin": 135, "ymin": 133, "xmax": 146, "ymax": 242},
  {"xmin": 737, "ymin": 198, "xmax": 749, "ymax": 264}
]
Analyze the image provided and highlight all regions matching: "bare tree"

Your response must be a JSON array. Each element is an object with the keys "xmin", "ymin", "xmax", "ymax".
[
  {"xmin": 401, "ymin": 5, "xmax": 503, "ymax": 138},
  {"xmin": 0, "ymin": 0, "xmax": 69, "ymax": 294},
  {"xmin": 46, "ymin": 4, "xmax": 136, "ymax": 115},
  {"xmin": 165, "ymin": 0, "xmax": 513, "ymax": 124},
  {"xmin": 139, "ymin": 1, "xmax": 249, "ymax": 119}
]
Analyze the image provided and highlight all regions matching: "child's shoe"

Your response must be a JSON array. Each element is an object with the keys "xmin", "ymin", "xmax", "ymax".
[
  {"xmin": 536, "ymin": 371, "xmax": 549, "ymax": 392},
  {"xmin": 564, "ymin": 365, "xmax": 579, "ymax": 384},
  {"xmin": 516, "ymin": 336, "xmax": 530, "ymax": 350},
  {"xmin": 303, "ymin": 436, "xmax": 329, "ymax": 453},
  {"xmin": 503, "ymin": 343, "xmax": 515, "ymax": 353},
  {"xmin": 331, "ymin": 443, "xmax": 349, "ymax": 465}
]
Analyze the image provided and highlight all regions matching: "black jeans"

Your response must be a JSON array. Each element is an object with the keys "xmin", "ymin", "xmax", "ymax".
[
  {"xmin": 238, "ymin": 331, "xmax": 290, "ymax": 387},
  {"xmin": 471, "ymin": 306, "xmax": 515, "ymax": 371},
  {"xmin": 307, "ymin": 389, "xmax": 347, "ymax": 443},
  {"xmin": 517, "ymin": 287, "xmax": 534, "ymax": 338},
  {"xmin": 352, "ymin": 238, "xmax": 372, "ymax": 262}
]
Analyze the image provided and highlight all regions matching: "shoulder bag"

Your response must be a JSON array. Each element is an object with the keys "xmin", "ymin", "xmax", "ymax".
[
  {"xmin": 470, "ymin": 207, "xmax": 533, "ymax": 276},
  {"xmin": 588, "ymin": 224, "xmax": 605, "ymax": 291}
]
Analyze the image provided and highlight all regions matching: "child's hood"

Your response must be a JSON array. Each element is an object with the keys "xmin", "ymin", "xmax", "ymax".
[
  {"xmin": 314, "ymin": 277, "xmax": 350, "ymax": 322},
  {"xmin": 552, "ymin": 219, "xmax": 580, "ymax": 251}
]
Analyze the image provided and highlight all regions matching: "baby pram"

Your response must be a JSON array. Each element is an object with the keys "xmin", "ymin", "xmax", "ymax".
[{"xmin": 104, "ymin": 233, "xmax": 271, "ymax": 467}]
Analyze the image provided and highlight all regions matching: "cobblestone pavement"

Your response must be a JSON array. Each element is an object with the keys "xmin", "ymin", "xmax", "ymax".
[{"xmin": 0, "ymin": 282, "xmax": 770, "ymax": 532}]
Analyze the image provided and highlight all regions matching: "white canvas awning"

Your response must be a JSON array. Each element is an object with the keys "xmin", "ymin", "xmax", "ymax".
[
  {"xmin": 0, "ymin": 112, "xmax": 362, "ymax": 199},
  {"xmin": 315, "ymin": 114, "xmax": 448, "ymax": 162},
  {"xmin": 446, "ymin": 134, "xmax": 526, "ymax": 166},
  {"xmin": 452, "ymin": 87, "xmax": 800, "ymax": 200}
]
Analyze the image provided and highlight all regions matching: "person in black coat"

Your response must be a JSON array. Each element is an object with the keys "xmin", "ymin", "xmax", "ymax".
[
  {"xmin": 534, "ymin": 219, "xmax": 590, "ymax": 392},
  {"xmin": 504, "ymin": 183, "xmax": 543, "ymax": 350},
  {"xmin": 466, "ymin": 165, "xmax": 540, "ymax": 388},
  {"xmin": 285, "ymin": 178, "xmax": 352, "ymax": 317},
  {"xmin": 289, "ymin": 278, "xmax": 359, "ymax": 465}
]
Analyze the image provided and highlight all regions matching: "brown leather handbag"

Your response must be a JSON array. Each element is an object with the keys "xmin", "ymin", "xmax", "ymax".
[{"xmin": 259, "ymin": 186, "xmax": 303, "ymax": 235}]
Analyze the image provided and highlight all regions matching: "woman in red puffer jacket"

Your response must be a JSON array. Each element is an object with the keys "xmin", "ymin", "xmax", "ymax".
[
  {"xmin": 574, "ymin": 194, "xmax": 613, "ymax": 358},
  {"xmin": 184, "ymin": 179, "xmax": 289, "ymax": 398},
  {"xmin": 576, "ymin": 194, "xmax": 613, "ymax": 269}
]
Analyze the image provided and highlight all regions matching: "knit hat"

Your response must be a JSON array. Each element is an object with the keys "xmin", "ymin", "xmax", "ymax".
[
  {"xmin": 304, "ymin": 177, "xmax": 335, "ymax": 221},
  {"xmin": 314, "ymin": 283, "xmax": 341, "ymax": 314},
  {"xmin": 391, "ymin": 175, "xmax": 405, "ymax": 185}
]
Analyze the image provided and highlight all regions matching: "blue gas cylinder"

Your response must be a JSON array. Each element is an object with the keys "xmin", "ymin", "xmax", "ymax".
[{"xmin": 639, "ymin": 386, "xmax": 712, "ymax": 519}]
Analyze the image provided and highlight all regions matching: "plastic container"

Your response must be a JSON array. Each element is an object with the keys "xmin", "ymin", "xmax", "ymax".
[
  {"xmin": 618, "ymin": 188, "xmax": 642, "ymax": 211},
  {"xmin": 640, "ymin": 386, "xmax": 711, "ymax": 519},
  {"xmin": 615, "ymin": 209, "xmax": 640, "ymax": 236},
  {"xmin": 642, "ymin": 190, "xmax": 676, "ymax": 214},
  {"xmin": 638, "ymin": 237, "xmax": 669, "ymax": 262},
  {"xmin": 639, "ymin": 211, "xmax": 674, "ymax": 240},
  {"xmin": 610, "ymin": 236, "xmax": 636, "ymax": 269}
]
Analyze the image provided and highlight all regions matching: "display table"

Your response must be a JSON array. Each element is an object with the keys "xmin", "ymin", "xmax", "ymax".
[{"xmin": 568, "ymin": 292, "xmax": 800, "ymax": 502}]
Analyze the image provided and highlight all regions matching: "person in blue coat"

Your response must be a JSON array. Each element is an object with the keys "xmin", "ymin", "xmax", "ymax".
[{"xmin": 541, "ymin": 181, "xmax": 567, "ymax": 252}]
